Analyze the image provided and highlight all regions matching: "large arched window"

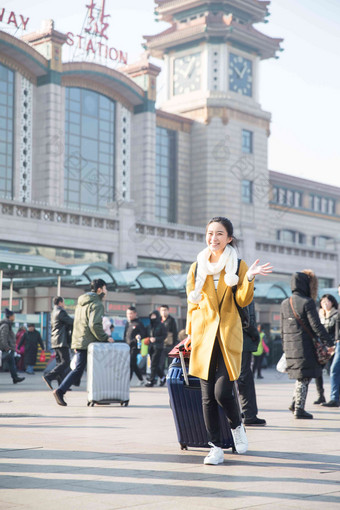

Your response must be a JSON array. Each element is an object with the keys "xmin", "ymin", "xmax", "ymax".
[
  {"xmin": 0, "ymin": 63, "xmax": 14, "ymax": 199},
  {"xmin": 64, "ymin": 88, "xmax": 115, "ymax": 211}
]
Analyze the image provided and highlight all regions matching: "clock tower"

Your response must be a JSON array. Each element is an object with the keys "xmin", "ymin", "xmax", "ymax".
[{"xmin": 145, "ymin": 1, "xmax": 283, "ymax": 239}]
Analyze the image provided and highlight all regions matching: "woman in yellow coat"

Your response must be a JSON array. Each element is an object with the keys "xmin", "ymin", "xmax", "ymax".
[{"xmin": 186, "ymin": 217, "xmax": 272, "ymax": 465}]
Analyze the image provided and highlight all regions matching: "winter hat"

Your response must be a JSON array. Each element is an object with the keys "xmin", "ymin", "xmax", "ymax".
[{"xmin": 5, "ymin": 308, "xmax": 14, "ymax": 318}]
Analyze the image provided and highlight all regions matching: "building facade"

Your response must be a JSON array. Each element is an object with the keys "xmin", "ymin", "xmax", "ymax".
[{"xmin": 0, "ymin": 1, "xmax": 339, "ymax": 333}]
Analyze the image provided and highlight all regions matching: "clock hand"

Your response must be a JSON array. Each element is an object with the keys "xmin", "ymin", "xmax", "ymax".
[
  {"xmin": 234, "ymin": 66, "xmax": 242, "ymax": 78},
  {"xmin": 185, "ymin": 58, "xmax": 196, "ymax": 79},
  {"xmin": 240, "ymin": 64, "xmax": 248, "ymax": 79}
]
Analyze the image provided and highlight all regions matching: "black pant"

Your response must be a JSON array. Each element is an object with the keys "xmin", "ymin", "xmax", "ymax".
[
  {"xmin": 252, "ymin": 353, "xmax": 264, "ymax": 377},
  {"xmin": 130, "ymin": 346, "xmax": 143, "ymax": 381},
  {"xmin": 315, "ymin": 375, "xmax": 324, "ymax": 397},
  {"xmin": 59, "ymin": 350, "xmax": 87, "ymax": 394},
  {"xmin": 200, "ymin": 340, "xmax": 241, "ymax": 446},
  {"xmin": 238, "ymin": 350, "xmax": 258, "ymax": 420},
  {"xmin": 2, "ymin": 350, "xmax": 19, "ymax": 381},
  {"xmin": 149, "ymin": 344, "xmax": 164, "ymax": 382},
  {"xmin": 46, "ymin": 347, "xmax": 71, "ymax": 384}
]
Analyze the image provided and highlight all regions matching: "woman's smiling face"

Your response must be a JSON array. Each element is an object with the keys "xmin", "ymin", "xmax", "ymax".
[{"xmin": 206, "ymin": 222, "xmax": 232, "ymax": 255}]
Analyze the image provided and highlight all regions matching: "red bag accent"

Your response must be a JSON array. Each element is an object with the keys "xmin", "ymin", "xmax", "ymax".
[
  {"xmin": 262, "ymin": 340, "xmax": 269, "ymax": 354},
  {"xmin": 143, "ymin": 337, "xmax": 150, "ymax": 345},
  {"xmin": 168, "ymin": 338, "xmax": 191, "ymax": 359},
  {"xmin": 39, "ymin": 351, "xmax": 46, "ymax": 363}
]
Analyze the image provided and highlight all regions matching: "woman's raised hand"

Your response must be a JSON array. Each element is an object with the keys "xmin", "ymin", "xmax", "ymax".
[{"xmin": 247, "ymin": 259, "xmax": 273, "ymax": 280}]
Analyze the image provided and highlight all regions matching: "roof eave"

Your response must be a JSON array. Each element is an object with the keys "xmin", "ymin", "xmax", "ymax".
[
  {"xmin": 155, "ymin": 0, "xmax": 271, "ymax": 24},
  {"xmin": 146, "ymin": 24, "xmax": 282, "ymax": 59}
]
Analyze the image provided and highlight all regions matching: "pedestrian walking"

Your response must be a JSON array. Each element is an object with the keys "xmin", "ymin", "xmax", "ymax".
[
  {"xmin": 238, "ymin": 301, "xmax": 266, "ymax": 426},
  {"xmin": 43, "ymin": 297, "xmax": 74, "ymax": 390},
  {"xmin": 15, "ymin": 326, "xmax": 26, "ymax": 372},
  {"xmin": 52, "ymin": 279, "xmax": 113, "ymax": 406},
  {"xmin": 321, "ymin": 293, "xmax": 340, "ymax": 408},
  {"xmin": 144, "ymin": 310, "xmax": 167, "ymax": 387},
  {"xmin": 281, "ymin": 270, "xmax": 334, "ymax": 419},
  {"xmin": 313, "ymin": 294, "xmax": 338, "ymax": 404},
  {"xmin": 252, "ymin": 324, "xmax": 269, "ymax": 379},
  {"xmin": 0, "ymin": 309, "xmax": 25, "ymax": 384},
  {"xmin": 185, "ymin": 216, "xmax": 272, "ymax": 464},
  {"xmin": 159, "ymin": 304, "xmax": 178, "ymax": 374},
  {"xmin": 124, "ymin": 306, "xmax": 146, "ymax": 385},
  {"xmin": 18, "ymin": 323, "xmax": 45, "ymax": 375}
]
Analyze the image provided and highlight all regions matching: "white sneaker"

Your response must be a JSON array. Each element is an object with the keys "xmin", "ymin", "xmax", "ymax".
[
  {"xmin": 203, "ymin": 442, "xmax": 224, "ymax": 465},
  {"xmin": 231, "ymin": 424, "xmax": 248, "ymax": 454}
]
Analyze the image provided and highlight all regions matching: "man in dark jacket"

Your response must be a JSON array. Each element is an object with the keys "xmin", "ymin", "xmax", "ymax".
[
  {"xmin": 160, "ymin": 305, "xmax": 178, "ymax": 374},
  {"xmin": 281, "ymin": 271, "xmax": 333, "ymax": 419},
  {"xmin": 18, "ymin": 323, "xmax": 45, "ymax": 375},
  {"xmin": 145, "ymin": 310, "xmax": 167, "ymax": 387},
  {"xmin": 52, "ymin": 279, "xmax": 113, "ymax": 406},
  {"xmin": 238, "ymin": 300, "xmax": 266, "ymax": 426},
  {"xmin": 0, "ymin": 309, "xmax": 25, "ymax": 384},
  {"xmin": 124, "ymin": 306, "xmax": 146, "ymax": 384},
  {"xmin": 43, "ymin": 297, "xmax": 74, "ymax": 390}
]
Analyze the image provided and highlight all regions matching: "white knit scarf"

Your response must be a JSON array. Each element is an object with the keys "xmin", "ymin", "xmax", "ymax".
[{"xmin": 188, "ymin": 244, "xmax": 239, "ymax": 304}]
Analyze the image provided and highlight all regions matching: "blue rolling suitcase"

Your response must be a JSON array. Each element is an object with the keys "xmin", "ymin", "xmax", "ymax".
[{"xmin": 167, "ymin": 352, "xmax": 236, "ymax": 451}]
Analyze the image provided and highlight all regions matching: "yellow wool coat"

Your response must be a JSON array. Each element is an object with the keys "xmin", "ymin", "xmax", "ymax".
[{"xmin": 186, "ymin": 259, "xmax": 254, "ymax": 381}]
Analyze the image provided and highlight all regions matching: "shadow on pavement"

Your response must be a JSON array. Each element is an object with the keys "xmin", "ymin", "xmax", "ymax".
[
  {"xmin": 0, "ymin": 472, "xmax": 339, "ymax": 503},
  {"xmin": 1, "ymin": 448, "xmax": 339, "ymax": 469}
]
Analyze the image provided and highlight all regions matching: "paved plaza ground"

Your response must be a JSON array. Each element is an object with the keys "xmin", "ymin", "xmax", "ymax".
[{"xmin": 0, "ymin": 367, "xmax": 339, "ymax": 509}]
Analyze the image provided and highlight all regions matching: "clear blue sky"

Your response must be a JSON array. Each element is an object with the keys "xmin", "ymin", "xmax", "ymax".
[{"xmin": 2, "ymin": 0, "xmax": 339, "ymax": 187}]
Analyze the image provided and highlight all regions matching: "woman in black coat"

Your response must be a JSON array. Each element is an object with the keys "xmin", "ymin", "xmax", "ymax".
[
  {"xmin": 281, "ymin": 271, "xmax": 333, "ymax": 419},
  {"xmin": 145, "ymin": 310, "xmax": 167, "ymax": 387},
  {"xmin": 18, "ymin": 324, "xmax": 45, "ymax": 374}
]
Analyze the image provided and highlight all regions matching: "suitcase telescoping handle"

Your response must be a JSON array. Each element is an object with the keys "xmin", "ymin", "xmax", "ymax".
[{"xmin": 178, "ymin": 345, "xmax": 189, "ymax": 386}]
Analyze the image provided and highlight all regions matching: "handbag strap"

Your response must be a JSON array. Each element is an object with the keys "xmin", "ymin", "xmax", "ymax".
[
  {"xmin": 232, "ymin": 259, "xmax": 248, "ymax": 317},
  {"xmin": 289, "ymin": 296, "xmax": 314, "ymax": 340}
]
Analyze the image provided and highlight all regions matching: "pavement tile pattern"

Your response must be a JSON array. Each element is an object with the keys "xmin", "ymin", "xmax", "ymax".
[{"xmin": 0, "ymin": 368, "xmax": 339, "ymax": 509}]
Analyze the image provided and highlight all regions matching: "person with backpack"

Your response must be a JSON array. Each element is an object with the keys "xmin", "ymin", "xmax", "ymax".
[{"xmin": 185, "ymin": 216, "xmax": 272, "ymax": 465}]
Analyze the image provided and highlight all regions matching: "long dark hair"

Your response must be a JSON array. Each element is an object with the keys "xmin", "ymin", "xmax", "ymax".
[
  {"xmin": 206, "ymin": 216, "xmax": 238, "ymax": 248},
  {"xmin": 320, "ymin": 294, "xmax": 338, "ymax": 310}
]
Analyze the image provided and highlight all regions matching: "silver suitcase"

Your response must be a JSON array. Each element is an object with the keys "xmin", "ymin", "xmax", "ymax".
[{"xmin": 87, "ymin": 343, "xmax": 130, "ymax": 407}]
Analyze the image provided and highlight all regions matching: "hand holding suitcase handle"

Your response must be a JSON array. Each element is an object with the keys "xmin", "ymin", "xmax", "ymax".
[
  {"xmin": 179, "ymin": 345, "xmax": 190, "ymax": 386},
  {"xmin": 183, "ymin": 336, "xmax": 191, "ymax": 352}
]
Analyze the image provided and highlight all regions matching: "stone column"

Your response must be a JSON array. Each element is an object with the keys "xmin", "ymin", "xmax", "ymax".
[
  {"xmin": 115, "ymin": 202, "xmax": 137, "ymax": 270},
  {"xmin": 22, "ymin": 20, "xmax": 67, "ymax": 206}
]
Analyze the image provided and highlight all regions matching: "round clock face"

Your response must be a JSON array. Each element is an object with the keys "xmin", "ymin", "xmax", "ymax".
[
  {"xmin": 229, "ymin": 53, "xmax": 253, "ymax": 97},
  {"xmin": 173, "ymin": 53, "xmax": 201, "ymax": 96}
]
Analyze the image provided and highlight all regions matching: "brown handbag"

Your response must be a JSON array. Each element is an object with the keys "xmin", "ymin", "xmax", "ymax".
[{"xmin": 289, "ymin": 297, "xmax": 332, "ymax": 366}]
